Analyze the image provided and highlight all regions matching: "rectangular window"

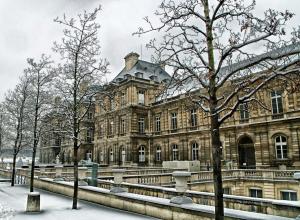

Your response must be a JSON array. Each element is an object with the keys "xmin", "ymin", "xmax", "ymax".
[
  {"xmin": 156, "ymin": 148, "xmax": 161, "ymax": 161},
  {"xmin": 271, "ymin": 91, "xmax": 283, "ymax": 115},
  {"xmin": 87, "ymin": 111, "xmax": 93, "ymax": 120},
  {"xmin": 239, "ymin": 103, "xmax": 249, "ymax": 121},
  {"xmin": 249, "ymin": 188, "xmax": 263, "ymax": 198},
  {"xmin": 281, "ymin": 191, "xmax": 297, "ymax": 201},
  {"xmin": 190, "ymin": 109, "xmax": 197, "ymax": 127},
  {"xmin": 171, "ymin": 112, "xmax": 177, "ymax": 130},
  {"xmin": 138, "ymin": 91, "xmax": 145, "ymax": 105},
  {"xmin": 120, "ymin": 118, "xmax": 126, "ymax": 135},
  {"xmin": 98, "ymin": 123, "xmax": 103, "ymax": 137},
  {"xmin": 223, "ymin": 187, "xmax": 231, "ymax": 195},
  {"xmin": 86, "ymin": 128, "xmax": 93, "ymax": 143},
  {"xmin": 108, "ymin": 120, "xmax": 114, "ymax": 135},
  {"xmin": 121, "ymin": 92, "xmax": 126, "ymax": 106},
  {"xmin": 155, "ymin": 116, "xmax": 161, "ymax": 132},
  {"xmin": 138, "ymin": 117, "xmax": 145, "ymax": 134}
]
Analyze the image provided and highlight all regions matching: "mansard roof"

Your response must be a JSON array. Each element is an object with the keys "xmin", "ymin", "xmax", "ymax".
[{"xmin": 112, "ymin": 59, "xmax": 171, "ymax": 83}]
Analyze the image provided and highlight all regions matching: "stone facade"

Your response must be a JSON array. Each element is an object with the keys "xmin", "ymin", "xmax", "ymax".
[
  {"xmin": 93, "ymin": 53, "xmax": 300, "ymax": 170},
  {"xmin": 40, "ymin": 52, "xmax": 300, "ymax": 170}
]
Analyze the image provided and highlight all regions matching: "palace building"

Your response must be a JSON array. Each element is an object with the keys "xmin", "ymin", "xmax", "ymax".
[{"xmin": 40, "ymin": 52, "xmax": 300, "ymax": 170}]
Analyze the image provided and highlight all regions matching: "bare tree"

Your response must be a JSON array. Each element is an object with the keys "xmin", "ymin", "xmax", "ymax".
[
  {"xmin": 3, "ymin": 74, "xmax": 32, "ymax": 186},
  {"xmin": 53, "ymin": 6, "xmax": 108, "ymax": 209},
  {"xmin": 136, "ymin": 0, "xmax": 300, "ymax": 219},
  {"xmin": 26, "ymin": 54, "xmax": 54, "ymax": 192}
]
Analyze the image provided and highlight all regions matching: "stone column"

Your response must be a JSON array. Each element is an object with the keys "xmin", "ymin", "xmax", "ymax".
[
  {"xmin": 170, "ymin": 171, "xmax": 193, "ymax": 205},
  {"xmin": 110, "ymin": 169, "xmax": 126, "ymax": 193}
]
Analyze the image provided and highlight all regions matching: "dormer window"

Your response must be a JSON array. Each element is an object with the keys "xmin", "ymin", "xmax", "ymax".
[
  {"xmin": 135, "ymin": 72, "xmax": 143, "ymax": 78},
  {"xmin": 124, "ymin": 74, "xmax": 131, "ymax": 79},
  {"xmin": 162, "ymin": 79, "xmax": 170, "ymax": 84},
  {"xmin": 150, "ymin": 75, "xmax": 158, "ymax": 81}
]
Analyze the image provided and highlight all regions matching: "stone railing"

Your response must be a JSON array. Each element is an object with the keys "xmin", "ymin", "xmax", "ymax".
[
  {"xmin": 33, "ymin": 177, "xmax": 294, "ymax": 220},
  {"xmin": 96, "ymin": 179, "xmax": 300, "ymax": 218},
  {"xmin": 1, "ymin": 167, "xmax": 299, "ymax": 219},
  {"xmin": 2, "ymin": 165, "xmax": 299, "ymax": 187}
]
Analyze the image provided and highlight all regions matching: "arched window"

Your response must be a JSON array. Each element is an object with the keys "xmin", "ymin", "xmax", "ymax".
[
  {"xmin": 156, "ymin": 146, "xmax": 161, "ymax": 161},
  {"xmin": 192, "ymin": 142, "xmax": 199, "ymax": 160},
  {"xmin": 139, "ymin": 146, "xmax": 145, "ymax": 162},
  {"xmin": 275, "ymin": 136, "xmax": 287, "ymax": 159},
  {"xmin": 172, "ymin": 144, "xmax": 179, "ymax": 161},
  {"xmin": 110, "ymin": 148, "xmax": 114, "ymax": 162}
]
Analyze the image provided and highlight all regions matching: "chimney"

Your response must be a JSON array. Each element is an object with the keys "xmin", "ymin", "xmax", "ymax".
[{"xmin": 124, "ymin": 52, "xmax": 139, "ymax": 71}]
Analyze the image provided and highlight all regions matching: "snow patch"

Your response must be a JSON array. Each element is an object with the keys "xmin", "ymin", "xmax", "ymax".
[{"xmin": 0, "ymin": 203, "xmax": 15, "ymax": 220}]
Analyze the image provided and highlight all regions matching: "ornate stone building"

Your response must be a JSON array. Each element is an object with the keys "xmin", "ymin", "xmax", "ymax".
[
  {"xmin": 40, "ymin": 52, "xmax": 300, "ymax": 170},
  {"xmin": 93, "ymin": 52, "xmax": 300, "ymax": 170}
]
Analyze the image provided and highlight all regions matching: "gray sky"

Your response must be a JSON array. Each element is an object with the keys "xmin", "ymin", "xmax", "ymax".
[{"xmin": 0, "ymin": 0, "xmax": 300, "ymax": 100}]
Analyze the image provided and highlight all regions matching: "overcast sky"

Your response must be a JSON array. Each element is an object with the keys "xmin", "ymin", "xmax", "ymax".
[{"xmin": 0, "ymin": 0, "xmax": 300, "ymax": 101}]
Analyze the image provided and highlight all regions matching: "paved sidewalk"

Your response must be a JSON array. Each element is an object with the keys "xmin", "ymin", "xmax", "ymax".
[{"xmin": 0, "ymin": 183, "xmax": 157, "ymax": 220}]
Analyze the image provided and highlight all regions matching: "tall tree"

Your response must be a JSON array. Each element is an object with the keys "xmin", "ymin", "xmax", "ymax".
[
  {"xmin": 53, "ymin": 6, "xmax": 108, "ymax": 209},
  {"xmin": 3, "ymin": 74, "xmax": 31, "ymax": 186},
  {"xmin": 26, "ymin": 54, "xmax": 54, "ymax": 192},
  {"xmin": 136, "ymin": 0, "xmax": 300, "ymax": 219}
]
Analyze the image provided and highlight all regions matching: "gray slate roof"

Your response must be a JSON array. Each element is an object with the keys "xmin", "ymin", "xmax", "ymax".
[{"xmin": 112, "ymin": 60, "xmax": 171, "ymax": 83}]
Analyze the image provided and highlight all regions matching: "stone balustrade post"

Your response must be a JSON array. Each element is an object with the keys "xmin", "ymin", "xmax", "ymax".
[
  {"xmin": 39, "ymin": 165, "xmax": 46, "ymax": 178},
  {"xmin": 170, "ymin": 171, "xmax": 193, "ymax": 205},
  {"xmin": 53, "ymin": 165, "xmax": 64, "ymax": 181},
  {"xmin": 78, "ymin": 167, "xmax": 88, "ymax": 186},
  {"xmin": 262, "ymin": 171, "xmax": 274, "ymax": 179},
  {"xmin": 110, "ymin": 169, "xmax": 126, "ymax": 193}
]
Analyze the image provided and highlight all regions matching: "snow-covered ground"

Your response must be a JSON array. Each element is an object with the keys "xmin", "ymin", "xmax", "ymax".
[{"xmin": 0, "ymin": 183, "xmax": 157, "ymax": 220}]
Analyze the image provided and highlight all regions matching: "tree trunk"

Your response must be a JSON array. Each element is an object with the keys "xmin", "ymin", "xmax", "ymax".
[
  {"xmin": 72, "ymin": 144, "xmax": 79, "ymax": 209},
  {"xmin": 11, "ymin": 152, "xmax": 17, "ymax": 186},
  {"xmin": 211, "ymin": 114, "xmax": 224, "ymax": 220},
  {"xmin": 30, "ymin": 145, "xmax": 37, "ymax": 192}
]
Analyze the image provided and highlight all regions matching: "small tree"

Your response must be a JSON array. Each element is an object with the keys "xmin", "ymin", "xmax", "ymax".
[
  {"xmin": 3, "ymin": 74, "xmax": 32, "ymax": 186},
  {"xmin": 53, "ymin": 6, "xmax": 108, "ymax": 209},
  {"xmin": 136, "ymin": 0, "xmax": 300, "ymax": 219},
  {"xmin": 26, "ymin": 54, "xmax": 54, "ymax": 192}
]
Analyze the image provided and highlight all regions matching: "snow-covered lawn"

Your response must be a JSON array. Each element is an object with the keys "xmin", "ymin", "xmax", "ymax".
[
  {"xmin": 0, "ymin": 203, "xmax": 15, "ymax": 220},
  {"xmin": 0, "ymin": 183, "xmax": 157, "ymax": 220}
]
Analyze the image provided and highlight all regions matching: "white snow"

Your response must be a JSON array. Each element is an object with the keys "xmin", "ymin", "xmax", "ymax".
[{"xmin": 0, "ymin": 183, "xmax": 157, "ymax": 220}]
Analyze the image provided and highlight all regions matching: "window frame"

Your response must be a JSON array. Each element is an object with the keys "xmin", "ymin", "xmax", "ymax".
[
  {"xmin": 138, "ymin": 90, "xmax": 145, "ymax": 105},
  {"xmin": 275, "ymin": 135, "xmax": 288, "ymax": 159},
  {"xmin": 156, "ymin": 146, "xmax": 161, "ymax": 162},
  {"xmin": 138, "ymin": 117, "xmax": 145, "ymax": 134},
  {"xmin": 139, "ymin": 146, "xmax": 145, "ymax": 162},
  {"xmin": 190, "ymin": 109, "xmax": 197, "ymax": 127},
  {"xmin": 155, "ymin": 116, "xmax": 161, "ymax": 132},
  {"xmin": 271, "ymin": 90, "xmax": 283, "ymax": 115},
  {"xmin": 192, "ymin": 142, "xmax": 199, "ymax": 160},
  {"xmin": 239, "ymin": 103, "xmax": 249, "ymax": 121},
  {"xmin": 172, "ymin": 144, "xmax": 179, "ymax": 161},
  {"xmin": 281, "ymin": 190, "xmax": 297, "ymax": 201},
  {"xmin": 171, "ymin": 112, "xmax": 178, "ymax": 130},
  {"xmin": 249, "ymin": 188, "xmax": 263, "ymax": 198}
]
